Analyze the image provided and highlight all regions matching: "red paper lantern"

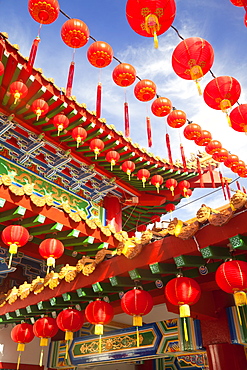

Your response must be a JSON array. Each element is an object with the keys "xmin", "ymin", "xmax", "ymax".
[
  {"xmin": 165, "ymin": 203, "xmax": 175, "ymax": 213},
  {"xmin": 151, "ymin": 174, "xmax": 163, "ymax": 193},
  {"xmin": 106, "ymin": 150, "xmax": 120, "ymax": 171},
  {"xmin": 238, "ymin": 166, "xmax": 247, "ymax": 178},
  {"xmin": 128, "ymin": 231, "xmax": 136, "ymax": 238},
  {"xmin": 194, "ymin": 130, "xmax": 212, "ymax": 146},
  {"xmin": 167, "ymin": 109, "xmax": 187, "ymax": 128},
  {"xmin": 112, "ymin": 63, "xmax": 136, "ymax": 87},
  {"xmin": 33, "ymin": 317, "xmax": 58, "ymax": 366},
  {"xmin": 224, "ymin": 154, "xmax": 239, "ymax": 168},
  {"xmin": 31, "ymin": 99, "xmax": 49, "ymax": 120},
  {"xmin": 205, "ymin": 140, "xmax": 222, "ymax": 155},
  {"xmin": 57, "ymin": 308, "xmax": 84, "ymax": 340},
  {"xmin": 122, "ymin": 160, "xmax": 135, "ymax": 180},
  {"xmin": 126, "ymin": 0, "xmax": 176, "ymax": 48},
  {"xmin": 137, "ymin": 224, "xmax": 147, "ymax": 232},
  {"xmin": 61, "ymin": 19, "xmax": 89, "ymax": 48},
  {"xmin": 11, "ymin": 323, "xmax": 34, "ymax": 369},
  {"xmin": 172, "ymin": 37, "xmax": 214, "ymax": 94},
  {"xmin": 0, "ymin": 61, "xmax": 4, "ymax": 76},
  {"xmin": 28, "ymin": 0, "xmax": 59, "ymax": 24},
  {"xmin": 150, "ymin": 215, "xmax": 161, "ymax": 223},
  {"xmin": 212, "ymin": 148, "xmax": 229, "ymax": 162},
  {"xmin": 151, "ymin": 97, "xmax": 172, "ymax": 117},
  {"xmin": 216, "ymin": 260, "xmax": 247, "ymax": 313},
  {"xmin": 178, "ymin": 180, "xmax": 190, "ymax": 195},
  {"xmin": 121, "ymin": 288, "xmax": 153, "ymax": 326},
  {"xmin": 181, "ymin": 188, "xmax": 192, "ymax": 198},
  {"xmin": 85, "ymin": 300, "xmax": 114, "ymax": 335},
  {"xmin": 87, "ymin": 41, "xmax": 113, "ymax": 68},
  {"xmin": 10, "ymin": 81, "xmax": 28, "ymax": 104},
  {"xmin": 39, "ymin": 238, "xmax": 64, "ymax": 268},
  {"xmin": 137, "ymin": 169, "xmax": 151, "ymax": 187},
  {"xmin": 231, "ymin": 160, "xmax": 246, "ymax": 173},
  {"xmin": 90, "ymin": 138, "xmax": 105, "ymax": 159},
  {"xmin": 165, "ymin": 276, "xmax": 201, "ymax": 317},
  {"xmin": 53, "ymin": 114, "xmax": 69, "ymax": 136},
  {"xmin": 71, "ymin": 127, "xmax": 87, "ymax": 147},
  {"xmin": 203, "ymin": 76, "xmax": 241, "ymax": 113},
  {"xmin": 165, "ymin": 178, "xmax": 177, "ymax": 196},
  {"xmin": 2, "ymin": 225, "xmax": 29, "ymax": 268},
  {"xmin": 183, "ymin": 124, "xmax": 202, "ymax": 140},
  {"xmin": 134, "ymin": 79, "xmax": 156, "ymax": 102},
  {"xmin": 229, "ymin": 104, "xmax": 247, "ymax": 132}
]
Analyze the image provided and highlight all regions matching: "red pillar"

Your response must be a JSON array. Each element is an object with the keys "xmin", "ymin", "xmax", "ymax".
[
  {"xmin": 103, "ymin": 196, "xmax": 122, "ymax": 232},
  {"xmin": 206, "ymin": 343, "xmax": 247, "ymax": 370}
]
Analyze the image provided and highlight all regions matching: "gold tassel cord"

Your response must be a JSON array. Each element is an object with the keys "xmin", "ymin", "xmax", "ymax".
[
  {"xmin": 195, "ymin": 80, "xmax": 202, "ymax": 96},
  {"xmin": 136, "ymin": 326, "xmax": 139, "ymax": 348},
  {"xmin": 17, "ymin": 352, "xmax": 21, "ymax": 370},
  {"xmin": 99, "ymin": 334, "xmax": 102, "ymax": 354},
  {"xmin": 233, "ymin": 291, "xmax": 247, "ymax": 326},
  {"xmin": 39, "ymin": 348, "xmax": 44, "ymax": 367},
  {"xmin": 183, "ymin": 317, "xmax": 189, "ymax": 342},
  {"xmin": 153, "ymin": 31, "xmax": 158, "ymax": 49}
]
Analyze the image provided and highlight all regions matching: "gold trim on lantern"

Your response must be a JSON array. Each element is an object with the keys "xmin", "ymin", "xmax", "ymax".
[
  {"xmin": 234, "ymin": 291, "xmax": 247, "ymax": 306},
  {"xmin": 95, "ymin": 324, "xmax": 103, "ymax": 335},
  {"xmin": 40, "ymin": 337, "xmax": 49, "ymax": 347},
  {"xmin": 65, "ymin": 330, "xmax": 73, "ymax": 341},
  {"xmin": 133, "ymin": 315, "xmax": 142, "ymax": 327},
  {"xmin": 9, "ymin": 243, "xmax": 18, "ymax": 255},
  {"xmin": 17, "ymin": 343, "xmax": 25, "ymax": 352},
  {"xmin": 47, "ymin": 256, "xmax": 55, "ymax": 267},
  {"xmin": 179, "ymin": 304, "xmax": 190, "ymax": 318}
]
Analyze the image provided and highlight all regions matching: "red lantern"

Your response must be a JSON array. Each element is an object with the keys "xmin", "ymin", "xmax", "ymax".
[
  {"xmin": 28, "ymin": 0, "xmax": 59, "ymax": 24},
  {"xmin": 0, "ymin": 61, "xmax": 4, "ymax": 76},
  {"xmin": 183, "ymin": 124, "xmax": 202, "ymax": 140},
  {"xmin": 72, "ymin": 127, "xmax": 87, "ymax": 147},
  {"xmin": 231, "ymin": 160, "xmax": 246, "ymax": 173},
  {"xmin": 238, "ymin": 166, "xmax": 247, "ymax": 178},
  {"xmin": 137, "ymin": 224, "xmax": 147, "ymax": 232},
  {"xmin": 128, "ymin": 231, "xmax": 136, "ymax": 238},
  {"xmin": 203, "ymin": 76, "xmax": 241, "ymax": 121},
  {"xmin": 205, "ymin": 140, "xmax": 222, "ymax": 155},
  {"xmin": 178, "ymin": 180, "xmax": 190, "ymax": 195},
  {"xmin": 31, "ymin": 99, "xmax": 49, "ymax": 120},
  {"xmin": 165, "ymin": 203, "xmax": 175, "ymax": 213},
  {"xmin": 224, "ymin": 154, "xmax": 239, "ymax": 168},
  {"xmin": 39, "ymin": 238, "xmax": 64, "ymax": 269},
  {"xmin": 61, "ymin": 19, "xmax": 90, "ymax": 96},
  {"xmin": 134, "ymin": 79, "xmax": 156, "ymax": 102},
  {"xmin": 87, "ymin": 41, "xmax": 113, "ymax": 118},
  {"xmin": 165, "ymin": 276, "xmax": 201, "ymax": 317},
  {"xmin": 2, "ymin": 225, "xmax": 29, "ymax": 268},
  {"xmin": 151, "ymin": 174, "xmax": 163, "ymax": 193},
  {"xmin": 216, "ymin": 260, "xmax": 247, "ymax": 323},
  {"xmin": 167, "ymin": 109, "xmax": 187, "ymax": 128},
  {"xmin": 137, "ymin": 169, "xmax": 151, "ymax": 187},
  {"xmin": 229, "ymin": 104, "xmax": 247, "ymax": 132},
  {"xmin": 53, "ymin": 114, "xmax": 69, "ymax": 136},
  {"xmin": 112, "ymin": 63, "xmax": 137, "ymax": 137},
  {"xmin": 33, "ymin": 317, "xmax": 58, "ymax": 366},
  {"xmin": 112, "ymin": 63, "xmax": 136, "ymax": 87},
  {"xmin": 106, "ymin": 150, "xmax": 120, "ymax": 171},
  {"xmin": 150, "ymin": 215, "xmax": 161, "ymax": 223},
  {"xmin": 122, "ymin": 160, "xmax": 135, "ymax": 180},
  {"xmin": 172, "ymin": 37, "xmax": 214, "ymax": 94},
  {"xmin": 151, "ymin": 97, "xmax": 172, "ymax": 117},
  {"xmin": 57, "ymin": 308, "xmax": 84, "ymax": 339},
  {"xmin": 87, "ymin": 41, "xmax": 113, "ymax": 68},
  {"xmin": 61, "ymin": 19, "xmax": 89, "ymax": 48},
  {"xmin": 90, "ymin": 138, "xmax": 105, "ymax": 159},
  {"xmin": 85, "ymin": 300, "xmax": 114, "ymax": 335},
  {"xmin": 126, "ymin": 0, "xmax": 176, "ymax": 48},
  {"xmin": 9, "ymin": 81, "xmax": 28, "ymax": 104},
  {"xmin": 212, "ymin": 148, "xmax": 229, "ymax": 162},
  {"xmin": 181, "ymin": 188, "xmax": 192, "ymax": 198},
  {"xmin": 194, "ymin": 130, "xmax": 212, "ymax": 146},
  {"xmin": 165, "ymin": 178, "xmax": 177, "ymax": 196},
  {"xmin": 11, "ymin": 323, "xmax": 34, "ymax": 370},
  {"xmin": 121, "ymin": 288, "xmax": 153, "ymax": 326}
]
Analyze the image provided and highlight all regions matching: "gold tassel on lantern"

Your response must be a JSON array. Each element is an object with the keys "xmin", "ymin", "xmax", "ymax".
[
  {"xmin": 8, "ymin": 243, "xmax": 18, "ymax": 268},
  {"xmin": 65, "ymin": 330, "xmax": 73, "ymax": 359},
  {"xmin": 133, "ymin": 315, "xmax": 142, "ymax": 348},
  {"xmin": 95, "ymin": 324, "xmax": 104, "ymax": 354},
  {"xmin": 39, "ymin": 337, "xmax": 48, "ymax": 367},
  {"xmin": 234, "ymin": 291, "xmax": 247, "ymax": 326},
  {"xmin": 17, "ymin": 343, "xmax": 25, "ymax": 370},
  {"xmin": 179, "ymin": 304, "xmax": 190, "ymax": 342},
  {"xmin": 144, "ymin": 14, "xmax": 160, "ymax": 49},
  {"xmin": 190, "ymin": 65, "xmax": 203, "ymax": 95}
]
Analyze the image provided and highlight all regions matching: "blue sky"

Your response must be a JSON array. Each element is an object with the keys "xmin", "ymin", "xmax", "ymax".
[{"xmin": 1, "ymin": 0, "xmax": 247, "ymax": 222}]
